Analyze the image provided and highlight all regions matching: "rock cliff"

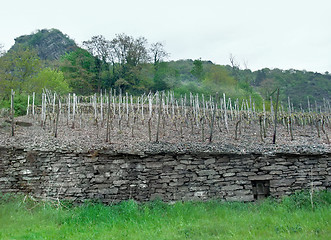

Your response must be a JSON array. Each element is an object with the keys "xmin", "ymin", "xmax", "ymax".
[{"xmin": 10, "ymin": 28, "xmax": 77, "ymax": 60}]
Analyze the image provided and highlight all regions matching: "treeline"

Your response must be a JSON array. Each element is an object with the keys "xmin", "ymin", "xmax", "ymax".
[
  {"xmin": 60, "ymin": 34, "xmax": 170, "ymax": 94},
  {"xmin": 0, "ymin": 31, "xmax": 259, "ymax": 110},
  {"xmin": 0, "ymin": 29, "xmax": 330, "ymax": 115}
]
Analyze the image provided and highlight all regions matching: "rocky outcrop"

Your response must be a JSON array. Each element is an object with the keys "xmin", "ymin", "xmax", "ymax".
[{"xmin": 11, "ymin": 29, "xmax": 77, "ymax": 60}]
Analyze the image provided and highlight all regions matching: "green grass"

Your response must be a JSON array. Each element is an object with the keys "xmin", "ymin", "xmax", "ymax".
[{"xmin": 0, "ymin": 191, "xmax": 330, "ymax": 240}]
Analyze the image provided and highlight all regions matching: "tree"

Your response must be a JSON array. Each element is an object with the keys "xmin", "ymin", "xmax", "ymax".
[
  {"xmin": 60, "ymin": 48, "xmax": 96, "ymax": 94},
  {"xmin": 0, "ymin": 45, "xmax": 41, "ymax": 97},
  {"xmin": 203, "ymin": 65, "xmax": 236, "ymax": 94},
  {"xmin": 109, "ymin": 34, "xmax": 150, "ymax": 90},
  {"xmin": 259, "ymin": 78, "xmax": 276, "ymax": 99},
  {"xmin": 152, "ymin": 62, "xmax": 178, "ymax": 91},
  {"xmin": 191, "ymin": 58, "xmax": 204, "ymax": 81},
  {"xmin": 110, "ymin": 34, "xmax": 149, "ymax": 67},
  {"xmin": 150, "ymin": 42, "xmax": 169, "ymax": 68},
  {"xmin": 83, "ymin": 35, "xmax": 112, "ymax": 91},
  {"xmin": 83, "ymin": 35, "xmax": 111, "ymax": 63},
  {"xmin": 254, "ymin": 69, "xmax": 267, "ymax": 86},
  {"xmin": 25, "ymin": 68, "xmax": 70, "ymax": 95},
  {"xmin": 229, "ymin": 53, "xmax": 240, "ymax": 80}
]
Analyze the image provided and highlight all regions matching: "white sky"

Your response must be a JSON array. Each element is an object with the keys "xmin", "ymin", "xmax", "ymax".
[{"xmin": 1, "ymin": 0, "xmax": 330, "ymax": 73}]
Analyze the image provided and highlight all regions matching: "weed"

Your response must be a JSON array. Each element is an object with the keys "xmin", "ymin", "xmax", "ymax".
[{"xmin": 0, "ymin": 191, "xmax": 330, "ymax": 239}]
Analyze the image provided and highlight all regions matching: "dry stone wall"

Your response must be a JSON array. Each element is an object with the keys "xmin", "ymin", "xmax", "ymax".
[{"xmin": 0, "ymin": 146, "xmax": 330, "ymax": 203}]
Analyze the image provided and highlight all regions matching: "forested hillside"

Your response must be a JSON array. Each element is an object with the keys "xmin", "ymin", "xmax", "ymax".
[{"xmin": 0, "ymin": 28, "xmax": 330, "ymax": 114}]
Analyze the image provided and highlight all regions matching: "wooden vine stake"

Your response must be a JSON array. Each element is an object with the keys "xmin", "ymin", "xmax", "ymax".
[
  {"xmin": 272, "ymin": 88, "xmax": 280, "ymax": 144},
  {"xmin": 26, "ymin": 95, "xmax": 30, "ymax": 116},
  {"xmin": 32, "ymin": 92, "xmax": 35, "ymax": 116},
  {"xmin": 72, "ymin": 93, "xmax": 76, "ymax": 129},
  {"xmin": 67, "ymin": 93, "xmax": 70, "ymax": 126},
  {"xmin": 155, "ymin": 92, "xmax": 162, "ymax": 143},
  {"xmin": 223, "ymin": 93, "xmax": 229, "ymax": 132},
  {"xmin": 148, "ymin": 117, "xmax": 152, "ymax": 141},
  {"xmin": 209, "ymin": 92, "xmax": 218, "ymax": 143},
  {"xmin": 54, "ymin": 97, "xmax": 60, "ymax": 138},
  {"xmin": 321, "ymin": 117, "xmax": 330, "ymax": 144},
  {"xmin": 288, "ymin": 96, "xmax": 294, "ymax": 140},
  {"xmin": 106, "ymin": 90, "xmax": 111, "ymax": 142}
]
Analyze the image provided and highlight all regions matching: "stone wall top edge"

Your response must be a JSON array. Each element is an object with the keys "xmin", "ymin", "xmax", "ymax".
[{"xmin": 0, "ymin": 144, "xmax": 329, "ymax": 158}]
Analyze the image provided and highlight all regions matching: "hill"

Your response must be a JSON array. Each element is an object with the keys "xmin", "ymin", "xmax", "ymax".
[
  {"xmin": 2, "ymin": 29, "xmax": 330, "ymax": 110},
  {"xmin": 237, "ymin": 67, "xmax": 331, "ymax": 109},
  {"xmin": 10, "ymin": 29, "xmax": 77, "ymax": 60}
]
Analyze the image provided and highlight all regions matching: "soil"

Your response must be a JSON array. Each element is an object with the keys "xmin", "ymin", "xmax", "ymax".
[{"xmin": 0, "ymin": 114, "xmax": 330, "ymax": 155}]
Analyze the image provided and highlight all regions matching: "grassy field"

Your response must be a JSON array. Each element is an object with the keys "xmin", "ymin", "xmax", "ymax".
[{"xmin": 0, "ymin": 191, "xmax": 330, "ymax": 240}]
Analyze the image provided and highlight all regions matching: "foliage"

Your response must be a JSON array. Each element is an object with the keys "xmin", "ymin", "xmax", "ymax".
[
  {"xmin": 0, "ymin": 45, "xmax": 41, "ymax": 98},
  {"xmin": 203, "ymin": 65, "xmax": 237, "ymax": 91},
  {"xmin": 152, "ymin": 62, "xmax": 179, "ymax": 91},
  {"xmin": 80, "ymin": 34, "xmax": 169, "ymax": 93},
  {"xmin": 60, "ymin": 48, "xmax": 96, "ymax": 95},
  {"xmin": 0, "ymin": 191, "xmax": 330, "ymax": 239},
  {"xmin": 191, "ymin": 59, "xmax": 204, "ymax": 81},
  {"xmin": 25, "ymin": 68, "xmax": 70, "ymax": 95},
  {"xmin": 3, "ymin": 29, "xmax": 330, "ymax": 111},
  {"xmin": 0, "ymin": 93, "xmax": 29, "ymax": 116},
  {"xmin": 281, "ymin": 190, "xmax": 331, "ymax": 210},
  {"xmin": 238, "ymin": 67, "xmax": 331, "ymax": 109}
]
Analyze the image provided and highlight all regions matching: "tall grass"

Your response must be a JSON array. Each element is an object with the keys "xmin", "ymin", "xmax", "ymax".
[{"xmin": 0, "ymin": 191, "xmax": 330, "ymax": 240}]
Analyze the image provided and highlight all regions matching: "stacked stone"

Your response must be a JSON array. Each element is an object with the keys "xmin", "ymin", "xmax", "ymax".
[{"xmin": 0, "ymin": 146, "xmax": 330, "ymax": 203}]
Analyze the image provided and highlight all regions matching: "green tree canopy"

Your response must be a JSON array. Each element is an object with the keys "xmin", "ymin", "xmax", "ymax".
[
  {"xmin": 191, "ymin": 59, "xmax": 204, "ymax": 81},
  {"xmin": 25, "ymin": 68, "xmax": 70, "ymax": 95},
  {"xmin": 0, "ymin": 45, "xmax": 41, "ymax": 98},
  {"xmin": 60, "ymin": 48, "xmax": 96, "ymax": 95}
]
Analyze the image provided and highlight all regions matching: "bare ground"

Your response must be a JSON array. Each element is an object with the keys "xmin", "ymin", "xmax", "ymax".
[{"xmin": 0, "ymin": 114, "xmax": 330, "ymax": 155}]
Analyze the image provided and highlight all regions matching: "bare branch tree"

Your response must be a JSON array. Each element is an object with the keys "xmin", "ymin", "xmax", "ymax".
[
  {"xmin": 83, "ymin": 35, "xmax": 111, "ymax": 63},
  {"xmin": 150, "ymin": 42, "xmax": 169, "ymax": 66}
]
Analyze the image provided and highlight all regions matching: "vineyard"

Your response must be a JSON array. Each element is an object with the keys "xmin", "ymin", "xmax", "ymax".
[{"xmin": 3, "ymin": 89, "xmax": 331, "ymax": 151}]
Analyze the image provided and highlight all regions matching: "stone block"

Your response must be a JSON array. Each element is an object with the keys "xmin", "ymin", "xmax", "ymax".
[
  {"xmin": 113, "ymin": 180, "xmax": 128, "ymax": 186},
  {"xmin": 94, "ymin": 176, "xmax": 106, "ymax": 183},
  {"xmin": 194, "ymin": 176, "xmax": 207, "ymax": 182},
  {"xmin": 236, "ymin": 172, "xmax": 255, "ymax": 177},
  {"xmin": 222, "ymin": 185, "xmax": 243, "ymax": 191},
  {"xmin": 146, "ymin": 162, "xmax": 163, "ymax": 168},
  {"xmin": 180, "ymin": 160, "xmax": 191, "ymax": 165},
  {"xmin": 66, "ymin": 187, "xmax": 82, "ymax": 194},
  {"xmin": 248, "ymin": 175, "xmax": 273, "ymax": 181},
  {"xmin": 98, "ymin": 188, "xmax": 118, "ymax": 195},
  {"xmin": 113, "ymin": 159, "xmax": 125, "ymax": 164},
  {"xmin": 260, "ymin": 165, "xmax": 288, "ymax": 171},
  {"xmin": 135, "ymin": 164, "xmax": 145, "ymax": 171},
  {"xmin": 22, "ymin": 176, "xmax": 40, "ymax": 181},
  {"xmin": 20, "ymin": 169, "xmax": 32, "ymax": 175},
  {"xmin": 270, "ymin": 179, "xmax": 295, "ymax": 187},
  {"xmin": 197, "ymin": 170, "xmax": 216, "ymax": 176},
  {"xmin": 226, "ymin": 195, "xmax": 254, "ymax": 202},
  {"xmin": 0, "ymin": 177, "xmax": 16, "ymax": 182},
  {"xmin": 205, "ymin": 158, "xmax": 216, "ymax": 165},
  {"xmin": 223, "ymin": 172, "xmax": 235, "ymax": 177},
  {"xmin": 190, "ymin": 186, "xmax": 209, "ymax": 191},
  {"xmin": 175, "ymin": 164, "xmax": 186, "ymax": 170},
  {"xmin": 13, "ymin": 163, "xmax": 20, "ymax": 167}
]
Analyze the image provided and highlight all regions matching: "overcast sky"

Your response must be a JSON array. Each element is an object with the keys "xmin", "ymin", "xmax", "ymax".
[{"xmin": 1, "ymin": 0, "xmax": 330, "ymax": 73}]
